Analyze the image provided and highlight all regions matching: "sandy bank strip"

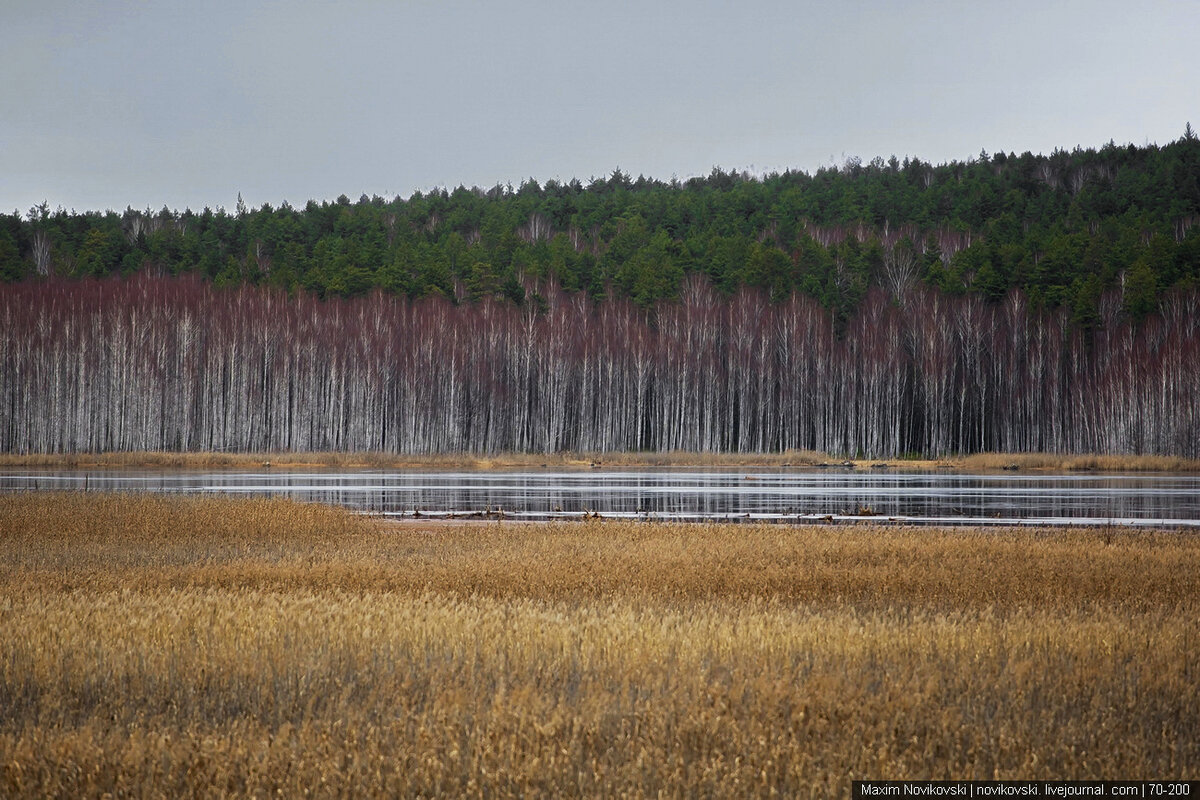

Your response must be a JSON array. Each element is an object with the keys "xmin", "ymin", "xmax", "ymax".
[{"xmin": 2, "ymin": 450, "xmax": 1197, "ymax": 472}]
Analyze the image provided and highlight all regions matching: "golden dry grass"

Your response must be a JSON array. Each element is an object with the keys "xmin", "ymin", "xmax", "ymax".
[
  {"xmin": 3, "ymin": 449, "xmax": 1198, "ymax": 471},
  {"xmin": 959, "ymin": 452, "xmax": 1200, "ymax": 472},
  {"xmin": 0, "ymin": 449, "xmax": 831, "ymax": 470},
  {"xmin": 1, "ymin": 493, "xmax": 1198, "ymax": 797}
]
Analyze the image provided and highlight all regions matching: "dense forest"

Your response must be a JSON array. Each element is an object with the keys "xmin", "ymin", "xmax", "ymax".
[
  {"xmin": 2, "ymin": 131, "xmax": 1199, "ymax": 457},
  {"xmin": 3, "ymin": 275, "xmax": 1197, "ymax": 457},
  {"xmin": 3, "ymin": 130, "xmax": 1199, "ymax": 322}
]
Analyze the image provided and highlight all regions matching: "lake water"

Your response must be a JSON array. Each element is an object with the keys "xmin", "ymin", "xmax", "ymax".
[{"xmin": 3, "ymin": 468, "xmax": 1200, "ymax": 526}]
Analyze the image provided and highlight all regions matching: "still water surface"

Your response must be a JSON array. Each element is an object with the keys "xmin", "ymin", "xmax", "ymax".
[{"xmin": 3, "ymin": 468, "xmax": 1200, "ymax": 526}]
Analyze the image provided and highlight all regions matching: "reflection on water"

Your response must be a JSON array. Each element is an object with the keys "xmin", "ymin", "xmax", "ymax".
[{"xmin": 4, "ymin": 468, "xmax": 1200, "ymax": 526}]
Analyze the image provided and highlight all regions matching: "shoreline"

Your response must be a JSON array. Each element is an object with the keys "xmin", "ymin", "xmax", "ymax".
[{"xmin": 1, "ymin": 449, "xmax": 1198, "ymax": 472}]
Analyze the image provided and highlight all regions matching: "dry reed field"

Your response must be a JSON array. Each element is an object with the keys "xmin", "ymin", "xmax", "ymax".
[
  {"xmin": 957, "ymin": 452, "xmax": 1200, "ymax": 472},
  {"xmin": 1, "ymin": 492, "xmax": 1198, "ymax": 797}
]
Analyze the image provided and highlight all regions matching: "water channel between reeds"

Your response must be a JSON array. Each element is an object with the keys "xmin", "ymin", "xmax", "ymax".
[{"xmin": 3, "ymin": 468, "xmax": 1200, "ymax": 526}]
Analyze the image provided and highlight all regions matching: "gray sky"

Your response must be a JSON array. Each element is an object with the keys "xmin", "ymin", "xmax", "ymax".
[{"xmin": 3, "ymin": 0, "xmax": 1198, "ymax": 214}]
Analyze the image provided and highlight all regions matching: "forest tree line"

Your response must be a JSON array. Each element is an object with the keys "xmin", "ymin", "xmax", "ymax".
[
  {"xmin": 3, "ymin": 275, "xmax": 1197, "ymax": 457},
  {"xmin": 1, "ymin": 131, "xmax": 1199, "ymax": 324}
]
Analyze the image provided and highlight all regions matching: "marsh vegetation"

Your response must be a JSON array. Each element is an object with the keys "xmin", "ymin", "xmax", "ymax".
[{"xmin": 1, "ymin": 493, "xmax": 1197, "ymax": 796}]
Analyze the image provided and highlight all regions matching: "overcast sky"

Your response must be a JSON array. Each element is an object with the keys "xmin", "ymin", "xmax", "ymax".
[{"xmin": 3, "ymin": 0, "xmax": 1197, "ymax": 214}]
